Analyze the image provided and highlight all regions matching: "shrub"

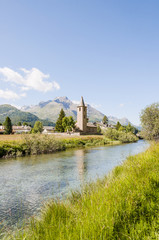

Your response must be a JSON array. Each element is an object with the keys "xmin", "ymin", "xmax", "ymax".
[
  {"xmin": 104, "ymin": 128, "xmax": 138, "ymax": 143},
  {"xmin": 23, "ymin": 134, "xmax": 65, "ymax": 155}
]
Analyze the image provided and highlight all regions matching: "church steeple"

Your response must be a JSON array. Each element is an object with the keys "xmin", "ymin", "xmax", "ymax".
[
  {"xmin": 80, "ymin": 96, "xmax": 85, "ymax": 106},
  {"xmin": 76, "ymin": 97, "xmax": 87, "ymax": 132}
]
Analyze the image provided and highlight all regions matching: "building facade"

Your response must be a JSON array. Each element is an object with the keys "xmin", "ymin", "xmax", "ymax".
[{"xmin": 76, "ymin": 97, "xmax": 97, "ymax": 134}]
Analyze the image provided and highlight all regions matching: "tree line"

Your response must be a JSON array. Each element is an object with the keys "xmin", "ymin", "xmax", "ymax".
[{"xmin": 1, "ymin": 103, "xmax": 158, "ymax": 138}]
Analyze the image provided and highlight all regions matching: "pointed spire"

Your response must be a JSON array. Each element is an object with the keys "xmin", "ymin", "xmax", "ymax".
[{"xmin": 80, "ymin": 96, "xmax": 85, "ymax": 106}]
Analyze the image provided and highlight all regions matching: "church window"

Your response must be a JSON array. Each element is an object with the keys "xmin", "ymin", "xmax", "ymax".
[{"xmin": 79, "ymin": 107, "xmax": 81, "ymax": 111}]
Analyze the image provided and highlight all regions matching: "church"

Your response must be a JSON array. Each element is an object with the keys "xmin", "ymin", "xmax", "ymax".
[{"xmin": 76, "ymin": 97, "xmax": 97, "ymax": 134}]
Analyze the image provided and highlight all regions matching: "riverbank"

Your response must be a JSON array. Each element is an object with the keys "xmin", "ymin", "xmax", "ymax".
[
  {"xmin": 0, "ymin": 133, "xmax": 138, "ymax": 158},
  {"xmin": 4, "ymin": 142, "xmax": 159, "ymax": 239}
]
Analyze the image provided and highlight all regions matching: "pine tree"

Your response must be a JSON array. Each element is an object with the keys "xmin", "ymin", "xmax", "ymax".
[
  {"xmin": 3, "ymin": 116, "xmax": 12, "ymax": 134},
  {"xmin": 116, "ymin": 121, "xmax": 122, "ymax": 130},
  {"xmin": 55, "ymin": 109, "xmax": 66, "ymax": 132},
  {"xmin": 102, "ymin": 115, "xmax": 108, "ymax": 125}
]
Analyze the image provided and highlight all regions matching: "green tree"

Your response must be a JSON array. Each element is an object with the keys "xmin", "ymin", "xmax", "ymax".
[
  {"xmin": 140, "ymin": 103, "xmax": 159, "ymax": 140},
  {"xmin": 55, "ymin": 109, "xmax": 66, "ymax": 132},
  {"xmin": 125, "ymin": 123, "xmax": 137, "ymax": 134},
  {"xmin": 32, "ymin": 121, "xmax": 43, "ymax": 133},
  {"xmin": 97, "ymin": 125, "xmax": 101, "ymax": 134},
  {"xmin": 126, "ymin": 123, "xmax": 133, "ymax": 133},
  {"xmin": 62, "ymin": 116, "xmax": 75, "ymax": 132},
  {"xmin": 23, "ymin": 122, "xmax": 29, "ymax": 126},
  {"xmin": 116, "ymin": 121, "xmax": 122, "ymax": 130},
  {"xmin": 17, "ymin": 121, "xmax": 22, "ymax": 126},
  {"xmin": 102, "ymin": 115, "xmax": 108, "ymax": 125},
  {"xmin": 118, "ymin": 126, "xmax": 125, "ymax": 132},
  {"xmin": 3, "ymin": 116, "xmax": 12, "ymax": 134}
]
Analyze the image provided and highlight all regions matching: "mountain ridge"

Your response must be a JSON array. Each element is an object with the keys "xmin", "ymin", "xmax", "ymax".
[
  {"xmin": 21, "ymin": 96, "xmax": 135, "ymax": 126},
  {"xmin": 0, "ymin": 97, "xmax": 139, "ymax": 128}
]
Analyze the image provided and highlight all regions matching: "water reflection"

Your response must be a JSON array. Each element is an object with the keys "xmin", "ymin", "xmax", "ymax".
[
  {"xmin": 0, "ymin": 140, "xmax": 149, "ymax": 231},
  {"xmin": 75, "ymin": 149, "xmax": 88, "ymax": 182}
]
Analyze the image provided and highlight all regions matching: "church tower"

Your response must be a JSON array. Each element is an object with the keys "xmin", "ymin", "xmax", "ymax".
[{"xmin": 77, "ymin": 97, "xmax": 87, "ymax": 132}]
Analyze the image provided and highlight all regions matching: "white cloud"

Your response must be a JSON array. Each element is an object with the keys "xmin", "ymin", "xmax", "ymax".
[
  {"xmin": 119, "ymin": 103, "xmax": 124, "ymax": 107},
  {"xmin": 21, "ymin": 86, "xmax": 30, "ymax": 91},
  {"xmin": 0, "ymin": 67, "xmax": 60, "ymax": 93},
  {"xmin": 20, "ymin": 93, "xmax": 26, "ymax": 97},
  {"xmin": 0, "ymin": 89, "xmax": 20, "ymax": 100}
]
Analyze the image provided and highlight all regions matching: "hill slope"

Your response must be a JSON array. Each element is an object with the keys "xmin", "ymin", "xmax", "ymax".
[{"xmin": 0, "ymin": 105, "xmax": 54, "ymax": 126}]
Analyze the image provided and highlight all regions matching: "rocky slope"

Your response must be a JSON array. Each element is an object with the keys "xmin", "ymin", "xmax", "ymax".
[{"xmin": 22, "ymin": 96, "xmax": 132, "ymax": 125}]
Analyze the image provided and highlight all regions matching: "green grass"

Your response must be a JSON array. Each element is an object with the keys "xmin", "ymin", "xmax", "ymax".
[
  {"xmin": 0, "ymin": 134, "xmax": 121, "ymax": 158},
  {"xmin": 61, "ymin": 136, "xmax": 119, "ymax": 148},
  {"xmin": 5, "ymin": 142, "xmax": 159, "ymax": 239}
]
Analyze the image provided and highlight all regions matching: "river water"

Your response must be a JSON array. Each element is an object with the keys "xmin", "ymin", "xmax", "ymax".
[{"xmin": 0, "ymin": 140, "xmax": 149, "ymax": 230}]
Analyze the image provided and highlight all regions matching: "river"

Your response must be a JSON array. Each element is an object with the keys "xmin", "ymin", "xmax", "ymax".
[{"xmin": 0, "ymin": 140, "xmax": 149, "ymax": 231}]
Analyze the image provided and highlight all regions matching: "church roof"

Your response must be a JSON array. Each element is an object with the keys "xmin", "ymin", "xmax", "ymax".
[{"xmin": 80, "ymin": 96, "xmax": 85, "ymax": 106}]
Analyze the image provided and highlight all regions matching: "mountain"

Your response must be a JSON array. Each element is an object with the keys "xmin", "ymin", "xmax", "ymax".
[
  {"xmin": 22, "ymin": 96, "xmax": 134, "ymax": 126},
  {"xmin": 0, "ymin": 104, "xmax": 54, "ymax": 126},
  {"xmin": 22, "ymin": 96, "xmax": 105, "ymax": 123},
  {"xmin": 0, "ymin": 98, "xmax": 138, "ymax": 128},
  {"xmin": 108, "ymin": 116, "xmax": 130, "ymax": 126}
]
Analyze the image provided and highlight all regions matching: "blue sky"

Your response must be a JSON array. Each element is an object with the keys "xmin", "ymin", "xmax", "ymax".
[{"xmin": 0, "ymin": 0, "xmax": 159, "ymax": 125}]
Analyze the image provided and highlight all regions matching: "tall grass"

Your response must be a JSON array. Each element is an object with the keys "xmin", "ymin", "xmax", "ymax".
[
  {"xmin": 0, "ymin": 141, "xmax": 26, "ymax": 158},
  {"xmin": 0, "ymin": 134, "xmax": 120, "ymax": 158},
  {"xmin": 5, "ymin": 143, "xmax": 159, "ymax": 239},
  {"xmin": 61, "ymin": 136, "xmax": 117, "ymax": 148},
  {"xmin": 23, "ymin": 134, "xmax": 65, "ymax": 155}
]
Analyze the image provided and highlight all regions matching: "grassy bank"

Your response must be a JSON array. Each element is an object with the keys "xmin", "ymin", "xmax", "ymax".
[
  {"xmin": 5, "ymin": 142, "xmax": 159, "ymax": 239},
  {"xmin": 0, "ymin": 134, "xmax": 124, "ymax": 158}
]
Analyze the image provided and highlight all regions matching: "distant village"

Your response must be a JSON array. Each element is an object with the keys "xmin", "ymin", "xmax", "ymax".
[{"xmin": 0, "ymin": 97, "xmax": 137, "ymax": 135}]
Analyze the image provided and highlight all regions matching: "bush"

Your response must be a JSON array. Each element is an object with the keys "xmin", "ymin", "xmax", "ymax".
[
  {"xmin": 104, "ymin": 128, "xmax": 138, "ymax": 143},
  {"xmin": 104, "ymin": 128, "xmax": 119, "ymax": 140},
  {"xmin": 23, "ymin": 134, "xmax": 65, "ymax": 155}
]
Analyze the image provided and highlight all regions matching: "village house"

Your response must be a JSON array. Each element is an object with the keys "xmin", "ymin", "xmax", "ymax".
[
  {"xmin": 42, "ymin": 126, "xmax": 55, "ymax": 134},
  {"xmin": 0, "ymin": 125, "xmax": 31, "ymax": 134},
  {"xmin": 0, "ymin": 126, "xmax": 5, "ymax": 134},
  {"xmin": 12, "ymin": 125, "xmax": 31, "ymax": 134},
  {"xmin": 97, "ymin": 121, "xmax": 115, "ymax": 129}
]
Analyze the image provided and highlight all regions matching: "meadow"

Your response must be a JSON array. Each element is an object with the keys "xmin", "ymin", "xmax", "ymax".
[{"xmin": 3, "ymin": 142, "xmax": 159, "ymax": 239}]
